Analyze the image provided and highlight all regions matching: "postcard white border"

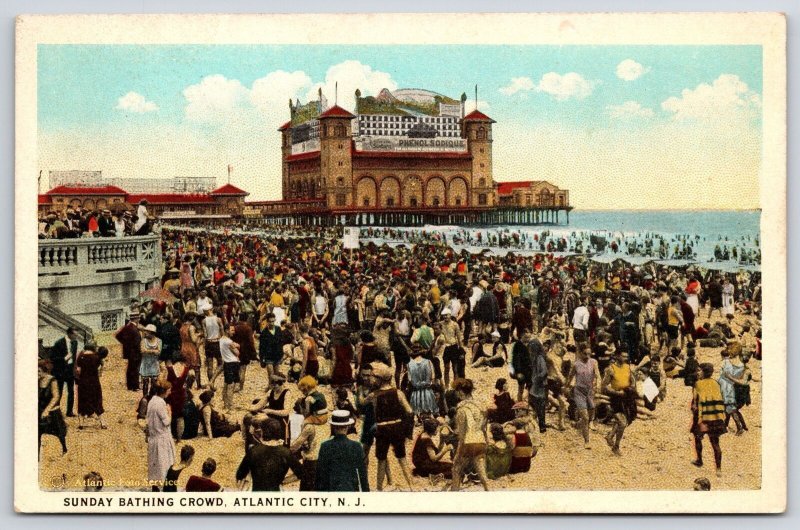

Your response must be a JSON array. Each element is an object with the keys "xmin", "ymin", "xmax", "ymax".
[{"xmin": 15, "ymin": 12, "xmax": 787, "ymax": 513}]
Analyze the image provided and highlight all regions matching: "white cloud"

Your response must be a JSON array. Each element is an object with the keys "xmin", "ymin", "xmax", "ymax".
[
  {"xmin": 183, "ymin": 75, "xmax": 250, "ymax": 123},
  {"xmin": 616, "ymin": 59, "xmax": 650, "ymax": 81},
  {"xmin": 115, "ymin": 92, "xmax": 158, "ymax": 113},
  {"xmin": 250, "ymin": 70, "xmax": 313, "ymax": 114},
  {"xmin": 465, "ymin": 99, "xmax": 490, "ymax": 113},
  {"xmin": 182, "ymin": 61, "xmax": 398, "ymax": 128},
  {"xmin": 607, "ymin": 101, "xmax": 654, "ymax": 120},
  {"xmin": 535, "ymin": 72, "xmax": 597, "ymax": 101},
  {"xmin": 661, "ymin": 74, "xmax": 761, "ymax": 122},
  {"xmin": 305, "ymin": 60, "xmax": 397, "ymax": 111},
  {"xmin": 499, "ymin": 77, "xmax": 535, "ymax": 96},
  {"xmin": 499, "ymin": 72, "xmax": 597, "ymax": 101}
]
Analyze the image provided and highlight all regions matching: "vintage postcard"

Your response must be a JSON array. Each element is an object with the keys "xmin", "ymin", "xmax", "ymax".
[{"xmin": 15, "ymin": 13, "xmax": 786, "ymax": 513}]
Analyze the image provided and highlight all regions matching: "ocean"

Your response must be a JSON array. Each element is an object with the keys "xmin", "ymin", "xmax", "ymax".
[{"xmin": 383, "ymin": 209, "xmax": 762, "ymax": 266}]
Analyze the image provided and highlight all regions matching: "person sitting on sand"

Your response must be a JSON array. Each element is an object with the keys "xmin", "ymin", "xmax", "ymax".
[
  {"xmin": 486, "ymin": 378, "xmax": 515, "ymax": 424},
  {"xmin": 185, "ymin": 458, "xmax": 223, "ymax": 492},
  {"xmin": 411, "ymin": 417, "xmax": 454, "ymax": 480},
  {"xmin": 506, "ymin": 402, "xmax": 537, "ymax": 474},
  {"xmin": 484, "ymin": 423, "xmax": 513, "ymax": 480},
  {"xmin": 163, "ymin": 444, "xmax": 195, "ymax": 492},
  {"xmin": 471, "ymin": 331, "xmax": 508, "ymax": 369},
  {"xmin": 199, "ymin": 390, "xmax": 240, "ymax": 439}
]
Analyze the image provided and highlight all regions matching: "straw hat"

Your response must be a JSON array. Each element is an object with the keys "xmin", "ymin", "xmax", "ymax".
[
  {"xmin": 329, "ymin": 409, "xmax": 355, "ymax": 426},
  {"xmin": 144, "ymin": 324, "xmax": 157, "ymax": 333}
]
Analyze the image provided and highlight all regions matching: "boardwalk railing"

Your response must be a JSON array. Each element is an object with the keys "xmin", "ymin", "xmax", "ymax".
[{"xmin": 38, "ymin": 233, "xmax": 161, "ymax": 274}]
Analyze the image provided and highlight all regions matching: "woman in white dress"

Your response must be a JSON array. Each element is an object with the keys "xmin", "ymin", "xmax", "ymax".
[
  {"xmin": 134, "ymin": 199, "xmax": 149, "ymax": 235},
  {"xmin": 722, "ymin": 277, "xmax": 735, "ymax": 317},
  {"xmin": 146, "ymin": 381, "xmax": 175, "ymax": 491}
]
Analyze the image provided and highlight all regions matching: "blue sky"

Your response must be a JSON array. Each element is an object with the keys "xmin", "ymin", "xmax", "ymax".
[{"xmin": 37, "ymin": 44, "xmax": 763, "ymax": 208}]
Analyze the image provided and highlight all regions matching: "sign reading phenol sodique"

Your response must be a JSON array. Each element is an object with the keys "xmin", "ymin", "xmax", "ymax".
[{"xmin": 355, "ymin": 136, "xmax": 468, "ymax": 153}]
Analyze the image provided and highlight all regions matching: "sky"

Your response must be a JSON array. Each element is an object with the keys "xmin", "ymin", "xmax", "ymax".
[{"xmin": 37, "ymin": 44, "xmax": 763, "ymax": 209}]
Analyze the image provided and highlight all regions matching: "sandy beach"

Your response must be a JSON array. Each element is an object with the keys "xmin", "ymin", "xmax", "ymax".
[{"xmin": 38, "ymin": 311, "xmax": 761, "ymax": 494}]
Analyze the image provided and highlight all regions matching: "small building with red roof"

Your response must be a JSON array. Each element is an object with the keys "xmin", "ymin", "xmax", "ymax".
[{"xmin": 38, "ymin": 181, "xmax": 250, "ymax": 218}]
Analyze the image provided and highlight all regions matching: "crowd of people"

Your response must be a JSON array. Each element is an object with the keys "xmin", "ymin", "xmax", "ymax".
[
  {"xmin": 38, "ymin": 199, "xmax": 152, "ymax": 239},
  {"xmin": 38, "ymin": 222, "xmax": 763, "ymax": 491},
  {"xmin": 349, "ymin": 226, "xmax": 761, "ymax": 265}
]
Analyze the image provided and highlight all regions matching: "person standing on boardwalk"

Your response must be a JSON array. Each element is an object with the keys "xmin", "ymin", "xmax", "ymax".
[
  {"xmin": 316, "ymin": 410, "xmax": 370, "ymax": 492},
  {"xmin": 691, "ymin": 363, "xmax": 727, "ymax": 477}
]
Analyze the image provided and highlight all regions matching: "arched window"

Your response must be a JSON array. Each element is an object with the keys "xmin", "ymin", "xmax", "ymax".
[
  {"xmin": 477, "ymin": 127, "xmax": 486, "ymax": 140},
  {"xmin": 479, "ymin": 178, "xmax": 486, "ymax": 187},
  {"xmin": 433, "ymin": 197, "xmax": 440, "ymax": 206},
  {"xmin": 410, "ymin": 197, "xmax": 418, "ymax": 207},
  {"xmin": 337, "ymin": 177, "xmax": 344, "ymax": 187},
  {"xmin": 335, "ymin": 124, "xmax": 345, "ymax": 137}
]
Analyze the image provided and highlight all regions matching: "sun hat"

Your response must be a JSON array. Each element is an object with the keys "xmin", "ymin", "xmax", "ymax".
[
  {"xmin": 144, "ymin": 324, "xmax": 157, "ymax": 333},
  {"xmin": 329, "ymin": 409, "xmax": 355, "ymax": 426}
]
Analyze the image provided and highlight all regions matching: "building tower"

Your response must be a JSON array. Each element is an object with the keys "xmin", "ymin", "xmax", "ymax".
[
  {"xmin": 278, "ymin": 104, "xmax": 292, "ymax": 200},
  {"xmin": 318, "ymin": 105, "xmax": 355, "ymax": 208},
  {"xmin": 462, "ymin": 108, "xmax": 496, "ymax": 207}
]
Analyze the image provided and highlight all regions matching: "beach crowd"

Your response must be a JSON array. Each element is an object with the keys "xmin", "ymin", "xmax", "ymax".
[{"xmin": 39, "ymin": 221, "xmax": 762, "ymax": 492}]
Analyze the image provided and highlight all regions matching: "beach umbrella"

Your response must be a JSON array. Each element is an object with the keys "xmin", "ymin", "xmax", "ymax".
[{"xmin": 138, "ymin": 286, "xmax": 177, "ymax": 303}]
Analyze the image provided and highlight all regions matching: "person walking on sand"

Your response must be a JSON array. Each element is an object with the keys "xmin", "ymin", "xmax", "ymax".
[
  {"xmin": 316, "ymin": 410, "xmax": 370, "ymax": 492},
  {"xmin": 74, "ymin": 342, "xmax": 108, "ymax": 430},
  {"xmin": 450, "ymin": 378, "xmax": 489, "ymax": 491},
  {"xmin": 210, "ymin": 325, "xmax": 240, "ymax": 411},
  {"xmin": 370, "ymin": 362, "xmax": 415, "ymax": 492},
  {"xmin": 146, "ymin": 381, "xmax": 175, "ymax": 491},
  {"xmin": 566, "ymin": 345, "xmax": 601, "ymax": 449},
  {"xmin": 691, "ymin": 363, "xmax": 727, "ymax": 477},
  {"xmin": 601, "ymin": 350, "xmax": 637, "ymax": 456},
  {"xmin": 116, "ymin": 312, "xmax": 142, "ymax": 391}
]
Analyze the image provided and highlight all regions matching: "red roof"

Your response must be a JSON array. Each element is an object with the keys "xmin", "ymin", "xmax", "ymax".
[
  {"xmin": 278, "ymin": 121, "xmax": 291, "ymax": 131},
  {"xmin": 286, "ymin": 151, "xmax": 321, "ymax": 162},
  {"xmin": 125, "ymin": 193, "xmax": 217, "ymax": 205},
  {"xmin": 210, "ymin": 183, "xmax": 248, "ymax": 196},
  {"xmin": 318, "ymin": 105, "xmax": 355, "ymax": 119},
  {"xmin": 497, "ymin": 181, "xmax": 534, "ymax": 195},
  {"xmin": 47, "ymin": 185, "xmax": 128, "ymax": 195},
  {"xmin": 38, "ymin": 195, "xmax": 52, "ymax": 204},
  {"xmin": 463, "ymin": 109, "xmax": 495, "ymax": 123}
]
